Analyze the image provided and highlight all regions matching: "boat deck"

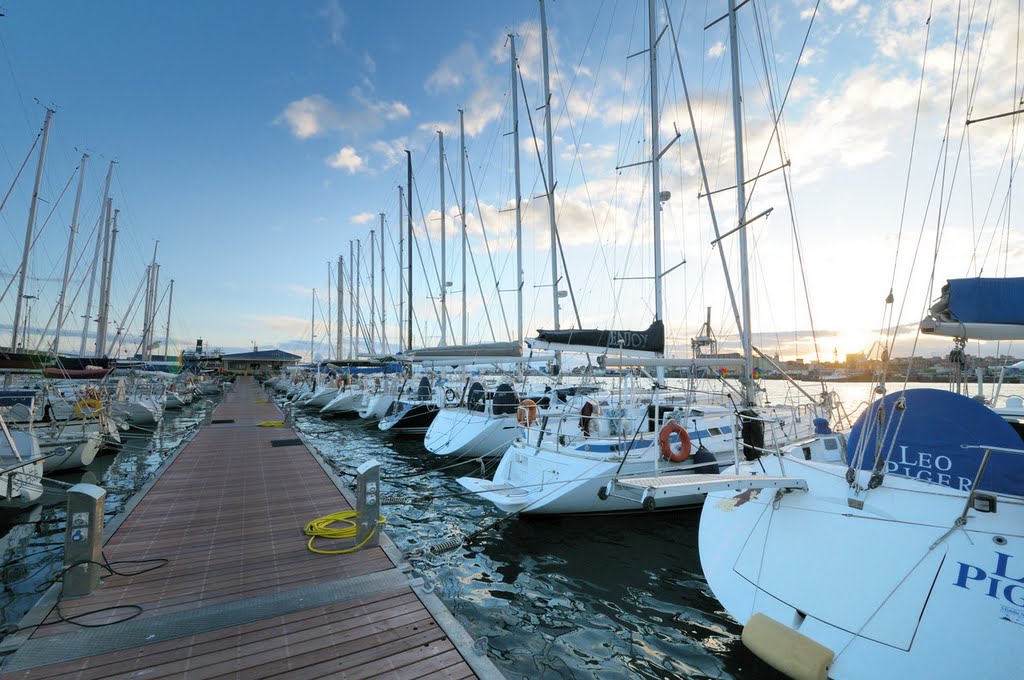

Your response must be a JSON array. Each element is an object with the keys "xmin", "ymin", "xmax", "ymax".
[{"xmin": 0, "ymin": 376, "xmax": 496, "ymax": 679}]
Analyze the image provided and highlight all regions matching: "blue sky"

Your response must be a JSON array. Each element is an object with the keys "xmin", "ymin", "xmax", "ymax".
[{"xmin": 2, "ymin": 1, "xmax": 1020, "ymax": 363}]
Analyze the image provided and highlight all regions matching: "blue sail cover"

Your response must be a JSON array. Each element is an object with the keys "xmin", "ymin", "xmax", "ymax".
[
  {"xmin": 847, "ymin": 388, "xmax": 1024, "ymax": 495},
  {"xmin": 947, "ymin": 277, "xmax": 1024, "ymax": 324}
]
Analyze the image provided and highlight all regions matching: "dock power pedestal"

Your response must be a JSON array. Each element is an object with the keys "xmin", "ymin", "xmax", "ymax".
[
  {"xmin": 356, "ymin": 460, "xmax": 381, "ymax": 548},
  {"xmin": 64, "ymin": 483, "xmax": 106, "ymax": 597}
]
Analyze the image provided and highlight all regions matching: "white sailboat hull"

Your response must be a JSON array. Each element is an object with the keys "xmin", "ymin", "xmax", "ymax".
[
  {"xmin": 301, "ymin": 386, "xmax": 339, "ymax": 408},
  {"xmin": 1, "ymin": 431, "xmax": 43, "ymax": 506},
  {"xmin": 112, "ymin": 398, "xmax": 164, "ymax": 428},
  {"xmin": 319, "ymin": 390, "xmax": 363, "ymax": 415},
  {"xmin": 424, "ymin": 409, "xmax": 519, "ymax": 459},
  {"xmin": 358, "ymin": 392, "xmax": 397, "ymax": 420},
  {"xmin": 699, "ymin": 456, "xmax": 1024, "ymax": 679},
  {"xmin": 40, "ymin": 432, "xmax": 101, "ymax": 473},
  {"xmin": 457, "ymin": 436, "xmax": 715, "ymax": 514}
]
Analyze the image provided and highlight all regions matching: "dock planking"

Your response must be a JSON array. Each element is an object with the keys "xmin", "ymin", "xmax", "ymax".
[{"xmin": 0, "ymin": 376, "xmax": 493, "ymax": 679}]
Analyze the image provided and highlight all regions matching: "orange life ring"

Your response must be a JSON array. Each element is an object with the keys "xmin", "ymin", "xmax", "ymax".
[
  {"xmin": 659, "ymin": 421, "xmax": 692, "ymax": 462},
  {"xmin": 517, "ymin": 399, "xmax": 538, "ymax": 426}
]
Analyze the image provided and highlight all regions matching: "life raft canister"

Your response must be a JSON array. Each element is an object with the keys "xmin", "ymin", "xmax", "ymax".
[
  {"xmin": 659, "ymin": 420, "xmax": 692, "ymax": 462},
  {"xmin": 517, "ymin": 398, "xmax": 538, "ymax": 426}
]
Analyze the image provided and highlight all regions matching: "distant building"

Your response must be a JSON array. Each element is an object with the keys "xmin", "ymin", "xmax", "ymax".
[{"xmin": 220, "ymin": 349, "xmax": 301, "ymax": 376}]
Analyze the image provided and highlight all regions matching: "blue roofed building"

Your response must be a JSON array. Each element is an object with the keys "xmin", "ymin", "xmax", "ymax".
[{"xmin": 221, "ymin": 348, "xmax": 301, "ymax": 376}]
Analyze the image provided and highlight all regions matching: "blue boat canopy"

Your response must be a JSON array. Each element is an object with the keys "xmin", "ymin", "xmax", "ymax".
[
  {"xmin": 921, "ymin": 277, "xmax": 1024, "ymax": 340},
  {"xmin": 932, "ymin": 277, "xmax": 1024, "ymax": 324},
  {"xmin": 847, "ymin": 388, "xmax": 1024, "ymax": 495}
]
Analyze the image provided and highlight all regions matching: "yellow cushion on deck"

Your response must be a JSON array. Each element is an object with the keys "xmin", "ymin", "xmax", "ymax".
[{"xmin": 742, "ymin": 612, "xmax": 834, "ymax": 680}]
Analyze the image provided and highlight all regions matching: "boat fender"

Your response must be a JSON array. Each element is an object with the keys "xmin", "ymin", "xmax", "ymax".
[
  {"xmin": 578, "ymin": 399, "xmax": 602, "ymax": 437},
  {"xmin": 740, "ymin": 409, "xmax": 764, "ymax": 461},
  {"xmin": 517, "ymin": 399, "xmax": 538, "ymax": 426},
  {"xmin": 658, "ymin": 421, "xmax": 691, "ymax": 462},
  {"xmin": 689, "ymin": 445, "xmax": 719, "ymax": 474},
  {"xmin": 741, "ymin": 613, "xmax": 833, "ymax": 680}
]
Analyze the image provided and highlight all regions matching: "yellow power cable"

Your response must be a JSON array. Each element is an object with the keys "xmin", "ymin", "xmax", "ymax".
[{"xmin": 303, "ymin": 511, "xmax": 387, "ymax": 555}]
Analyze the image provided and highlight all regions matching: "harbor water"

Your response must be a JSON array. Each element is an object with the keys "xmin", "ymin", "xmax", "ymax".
[{"xmin": 2, "ymin": 380, "xmax": 1021, "ymax": 678}]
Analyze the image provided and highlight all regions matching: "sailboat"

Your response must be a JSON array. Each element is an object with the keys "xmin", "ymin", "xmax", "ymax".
[
  {"xmin": 697, "ymin": 3, "xmax": 1024, "ymax": 678},
  {"xmin": 457, "ymin": 0, "xmax": 822, "ymax": 514}
]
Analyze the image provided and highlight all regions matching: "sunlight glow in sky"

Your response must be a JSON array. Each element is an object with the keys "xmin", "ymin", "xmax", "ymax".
[{"xmin": 1, "ymin": 1, "xmax": 1021, "ymax": 363}]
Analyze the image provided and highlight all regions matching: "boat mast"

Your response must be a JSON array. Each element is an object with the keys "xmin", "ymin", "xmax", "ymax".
[
  {"xmin": 380, "ymin": 213, "xmax": 387, "ymax": 353},
  {"xmin": 147, "ymin": 255, "xmax": 160, "ymax": 361},
  {"xmin": 439, "ymin": 130, "xmax": 447, "ymax": 347},
  {"xmin": 356, "ymin": 239, "xmax": 362, "ymax": 353},
  {"xmin": 510, "ymin": 35, "xmax": 524, "ymax": 346},
  {"xmin": 163, "ymin": 278, "xmax": 174, "ymax": 363},
  {"xmin": 79, "ymin": 228, "xmax": 101, "ymax": 354},
  {"xmin": 95, "ymin": 197, "xmax": 113, "ymax": 355},
  {"xmin": 326, "ymin": 261, "xmax": 331, "ymax": 359},
  {"xmin": 143, "ymin": 242, "xmax": 159, "ymax": 360},
  {"xmin": 348, "ymin": 240, "xmax": 355, "ymax": 359},
  {"xmin": 539, "ymin": 0, "xmax": 560, "ymax": 371},
  {"xmin": 55, "ymin": 152, "xmax": 88, "ymax": 354},
  {"xmin": 140, "ymin": 264, "xmax": 151, "ymax": 359},
  {"xmin": 310, "ymin": 289, "xmax": 315, "ymax": 362},
  {"xmin": 370, "ymin": 224, "xmax": 377, "ymax": 353},
  {"xmin": 648, "ymin": 0, "xmax": 666, "ymax": 387},
  {"xmin": 11, "ymin": 108, "xmax": 54, "ymax": 352},
  {"xmin": 397, "ymin": 185, "xmax": 404, "ymax": 353},
  {"xmin": 460, "ymin": 109, "xmax": 468, "ymax": 346},
  {"xmin": 100, "ymin": 207, "xmax": 120, "ymax": 356},
  {"xmin": 728, "ymin": 0, "xmax": 756, "ymax": 407},
  {"xmin": 79, "ymin": 160, "xmax": 114, "ymax": 355},
  {"xmin": 406, "ymin": 150, "xmax": 414, "ymax": 352},
  {"xmin": 337, "ymin": 254, "xmax": 343, "ymax": 359}
]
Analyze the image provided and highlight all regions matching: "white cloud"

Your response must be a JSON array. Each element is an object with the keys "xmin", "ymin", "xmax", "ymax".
[
  {"xmin": 351, "ymin": 86, "xmax": 410, "ymax": 121},
  {"xmin": 560, "ymin": 143, "xmax": 616, "ymax": 165},
  {"xmin": 828, "ymin": 0, "xmax": 859, "ymax": 12},
  {"xmin": 799, "ymin": 47, "xmax": 819, "ymax": 66},
  {"xmin": 319, "ymin": 0, "xmax": 347, "ymax": 46},
  {"xmin": 243, "ymin": 314, "xmax": 310, "ymax": 336},
  {"xmin": 368, "ymin": 137, "xmax": 409, "ymax": 170},
  {"xmin": 327, "ymin": 146, "xmax": 364, "ymax": 173},
  {"xmin": 351, "ymin": 212, "xmax": 374, "ymax": 224},
  {"xmin": 276, "ymin": 90, "xmax": 410, "ymax": 142},
  {"xmin": 707, "ymin": 42, "xmax": 726, "ymax": 58},
  {"xmin": 276, "ymin": 94, "xmax": 341, "ymax": 139}
]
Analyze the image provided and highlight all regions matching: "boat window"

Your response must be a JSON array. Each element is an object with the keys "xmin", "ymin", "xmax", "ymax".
[{"xmin": 823, "ymin": 438, "xmax": 839, "ymax": 451}]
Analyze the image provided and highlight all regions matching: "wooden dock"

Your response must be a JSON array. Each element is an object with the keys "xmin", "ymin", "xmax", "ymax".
[{"xmin": 0, "ymin": 376, "xmax": 499, "ymax": 679}]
